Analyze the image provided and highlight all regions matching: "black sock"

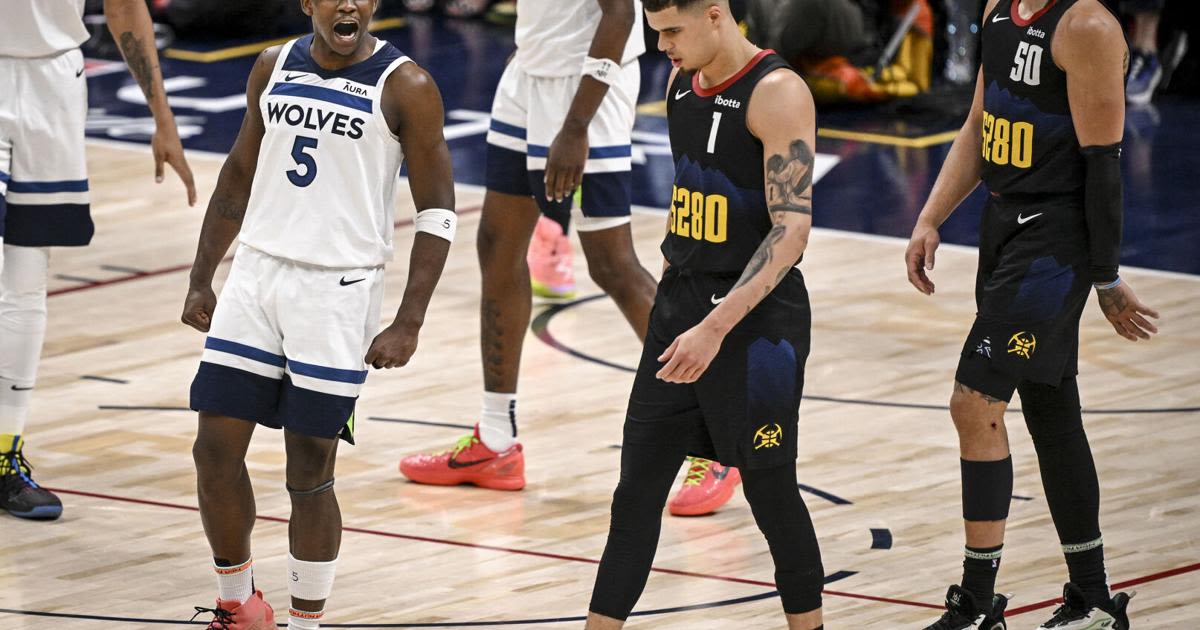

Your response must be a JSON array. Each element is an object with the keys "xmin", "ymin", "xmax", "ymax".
[
  {"xmin": 1064, "ymin": 540, "xmax": 1110, "ymax": 605},
  {"xmin": 961, "ymin": 544, "xmax": 1003, "ymax": 608}
]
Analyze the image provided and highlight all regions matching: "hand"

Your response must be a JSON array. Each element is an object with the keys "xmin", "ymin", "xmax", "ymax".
[
  {"xmin": 656, "ymin": 322, "xmax": 727, "ymax": 384},
  {"xmin": 544, "ymin": 121, "xmax": 588, "ymax": 203},
  {"xmin": 181, "ymin": 285, "xmax": 216, "ymax": 332},
  {"xmin": 905, "ymin": 222, "xmax": 940, "ymax": 295},
  {"xmin": 1096, "ymin": 281, "xmax": 1159, "ymax": 341},
  {"xmin": 152, "ymin": 121, "xmax": 198, "ymax": 207},
  {"xmin": 365, "ymin": 320, "xmax": 421, "ymax": 369}
]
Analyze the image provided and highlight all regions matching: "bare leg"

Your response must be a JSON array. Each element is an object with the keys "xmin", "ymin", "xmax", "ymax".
[
  {"xmin": 951, "ymin": 382, "xmax": 1010, "ymax": 550},
  {"xmin": 192, "ymin": 412, "xmax": 258, "ymax": 565},
  {"xmin": 477, "ymin": 190, "xmax": 541, "ymax": 393},
  {"xmin": 284, "ymin": 430, "xmax": 341, "ymax": 614},
  {"xmin": 577, "ymin": 224, "xmax": 657, "ymax": 341}
]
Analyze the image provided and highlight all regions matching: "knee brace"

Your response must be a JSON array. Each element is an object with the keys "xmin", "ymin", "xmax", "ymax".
[
  {"xmin": 287, "ymin": 478, "xmax": 335, "ymax": 498},
  {"xmin": 961, "ymin": 456, "xmax": 1013, "ymax": 521}
]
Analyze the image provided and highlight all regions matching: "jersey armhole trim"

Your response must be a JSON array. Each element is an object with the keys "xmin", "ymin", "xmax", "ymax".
[{"xmin": 373, "ymin": 56, "xmax": 413, "ymax": 143}]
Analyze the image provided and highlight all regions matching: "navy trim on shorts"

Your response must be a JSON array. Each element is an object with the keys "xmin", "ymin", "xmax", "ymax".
[
  {"xmin": 190, "ymin": 361, "xmax": 282, "ymax": 427},
  {"xmin": 288, "ymin": 359, "xmax": 368, "ymax": 384},
  {"xmin": 489, "ymin": 119, "xmax": 527, "ymax": 140},
  {"xmin": 580, "ymin": 171, "xmax": 633, "ymax": 218},
  {"xmin": 7, "ymin": 179, "xmax": 88, "ymax": 193},
  {"xmin": 205, "ymin": 337, "xmax": 287, "ymax": 368},
  {"xmin": 4, "ymin": 203, "xmax": 94, "ymax": 246},
  {"xmin": 486, "ymin": 144, "xmax": 534, "ymax": 197}
]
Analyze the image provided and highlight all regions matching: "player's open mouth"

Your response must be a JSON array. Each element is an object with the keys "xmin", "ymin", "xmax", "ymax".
[{"xmin": 333, "ymin": 20, "xmax": 360, "ymax": 40}]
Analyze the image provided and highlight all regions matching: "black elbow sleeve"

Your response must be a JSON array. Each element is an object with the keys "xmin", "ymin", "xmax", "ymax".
[{"xmin": 1081, "ymin": 143, "xmax": 1123, "ymax": 284}]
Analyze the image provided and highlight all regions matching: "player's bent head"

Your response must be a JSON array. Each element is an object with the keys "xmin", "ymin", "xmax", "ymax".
[
  {"xmin": 644, "ymin": 0, "xmax": 730, "ymax": 73},
  {"xmin": 301, "ymin": 0, "xmax": 379, "ymax": 57}
]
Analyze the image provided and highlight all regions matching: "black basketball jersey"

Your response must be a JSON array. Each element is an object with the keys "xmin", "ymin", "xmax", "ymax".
[
  {"xmin": 662, "ymin": 50, "xmax": 794, "ymax": 274},
  {"xmin": 980, "ymin": 0, "xmax": 1085, "ymax": 195}
]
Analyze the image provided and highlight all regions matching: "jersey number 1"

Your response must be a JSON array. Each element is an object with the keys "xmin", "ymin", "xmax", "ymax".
[
  {"xmin": 707, "ymin": 112, "xmax": 722, "ymax": 154},
  {"xmin": 287, "ymin": 136, "xmax": 319, "ymax": 187}
]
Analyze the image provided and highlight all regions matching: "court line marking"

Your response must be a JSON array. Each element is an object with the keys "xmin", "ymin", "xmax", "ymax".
[
  {"xmin": 46, "ymin": 203, "xmax": 482, "ymax": 298},
  {"xmin": 1005, "ymin": 561, "xmax": 1200, "ymax": 617},
  {"xmin": 163, "ymin": 17, "xmax": 407, "ymax": 63},
  {"xmin": 532, "ymin": 293, "xmax": 1200, "ymax": 414},
  {"xmin": 0, "ymin": 590, "xmax": 787, "ymax": 627},
  {"xmin": 43, "ymin": 487, "xmax": 935, "ymax": 612}
]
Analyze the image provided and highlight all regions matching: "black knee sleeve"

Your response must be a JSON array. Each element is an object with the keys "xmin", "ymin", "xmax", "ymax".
[
  {"xmin": 961, "ymin": 457, "xmax": 1013, "ymax": 521},
  {"xmin": 287, "ymin": 478, "xmax": 335, "ymax": 497},
  {"xmin": 742, "ymin": 465, "xmax": 824, "ymax": 615},
  {"xmin": 1019, "ymin": 377, "xmax": 1101, "ymax": 544},
  {"xmin": 589, "ymin": 434, "xmax": 688, "ymax": 621}
]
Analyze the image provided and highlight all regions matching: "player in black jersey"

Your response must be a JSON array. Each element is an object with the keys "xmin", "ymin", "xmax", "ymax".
[
  {"xmin": 905, "ymin": 1, "xmax": 1159, "ymax": 629},
  {"xmin": 585, "ymin": 1, "xmax": 824, "ymax": 629}
]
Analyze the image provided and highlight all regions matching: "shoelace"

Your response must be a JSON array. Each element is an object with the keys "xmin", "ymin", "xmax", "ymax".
[
  {"xmin": 682, "ymin": 458, "xmax": 713, "ymax": 486},
  {"xmin": 447, "ymin": 434, "xmax": 479, "ymax": 458},
  {"xmin": 0, "ymin": 450, "xmax": 40, "ymax": 489},
  {"xmin": 1044, "ymin": 600, "xmax": 1087, "ymax": 625},
  {"xmin": 191, "ymin": 606, "xmax": 234, "ymax": 629}
]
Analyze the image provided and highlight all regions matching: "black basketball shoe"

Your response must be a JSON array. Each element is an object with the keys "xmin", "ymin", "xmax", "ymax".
[
  {"xmin": 1035, "ymin": 582, "xmax": 1133, "ymax": 629},
  {"xmin": 0, "ymin": 447, "xmax": 63, "ymax": 520},
  {"xmin": 924, "ymin": 585, "xmax": 1008, "ymax": 630}
]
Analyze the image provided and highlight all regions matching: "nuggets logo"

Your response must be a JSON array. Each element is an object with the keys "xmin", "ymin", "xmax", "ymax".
[
  {"xmin": 753, "ymin": 424, "xmax": 783, "ymax": 450},
  {"xmin": 1007, "ymin": 331, "xmax": 1036, "ymax": 359}
]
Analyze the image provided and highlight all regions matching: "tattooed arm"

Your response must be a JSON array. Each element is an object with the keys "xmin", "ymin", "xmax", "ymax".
[
  {"xmin": 180, "ymin": 49, "xmax": 275, "ymax": 333},
  {"xmin": 104, "ymin": 0, "xmax": 196, "ymax": 205},
  {"xmin": 655, "ymin": 69, "xmax": 815, "ymax": 384}
]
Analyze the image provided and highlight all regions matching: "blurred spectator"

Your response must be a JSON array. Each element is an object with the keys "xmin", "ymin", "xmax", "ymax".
[
  {"xmin": 1124, "ymin": 0, "xmax": 1166, "ymax": 104},
  {"xmin": 404, "ymin": 0, "xmax": 494, "ymax": 19},
  {"xmin": 744, "ymin": 0, "xmax": 934, "ymax": 103}
]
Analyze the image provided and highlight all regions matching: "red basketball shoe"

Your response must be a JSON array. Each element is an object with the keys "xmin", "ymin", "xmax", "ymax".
[
  {"xmin": 191, "ymin": 590, "xmax": 275, "ymax": 630},
  {"xmin": 668, "ymin": 458, "xmax": 741, "ymax": 516},
  {"xmin": 399, "ymin": 426, "xmax": 525, "ymax": 491}
]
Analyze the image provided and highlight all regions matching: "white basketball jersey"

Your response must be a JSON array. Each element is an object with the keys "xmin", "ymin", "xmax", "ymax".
[
  {"xmin": 514, "ymin": 0, "xmax": 645, "ymax": 77},
  {"xmin": 239, "ymin": 36, "xmax": 410, "ymax": 269},
  {"xmin": 0, "ymin": 0, "xmax": 89, "ymax": 58}
]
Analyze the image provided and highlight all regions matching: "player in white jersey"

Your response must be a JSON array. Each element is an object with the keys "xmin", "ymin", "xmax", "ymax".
[
  {"xmin": 0, "ymin": 0, "xmax": 195, "ymax": 521},
  {"xmin": 180, "ymin": 1, "xmax": 454, "ymax": 628},
  {"xmin": 398, "ymin": 0, "xmax": 653, "ymax": 485}
]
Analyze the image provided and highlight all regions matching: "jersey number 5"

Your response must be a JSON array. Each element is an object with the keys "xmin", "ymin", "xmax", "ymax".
[
  {"xmin": 287, "ymin": 136, "xmax": 319, "ymax": 187},
  {"xmin": 1009, "ymin": 42, "xmax": 1043, "ymax": 86}
]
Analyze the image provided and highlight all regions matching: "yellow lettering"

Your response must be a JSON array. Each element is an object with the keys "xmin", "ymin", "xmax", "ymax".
[
  {"xmin": 675, "ymin": 186, "xmax": 690, "ymax": 238},
  {"xmin": 1011, "ymin": 122, "xmax": 1034, "ymax": 168},
  {"xmin": 982, "ymin": 112, "xmax": 994, "ymax": 161},
  {"xmin": 690, "ymin": 191, "xmax": 705, "ymax": 240},
  {"xmin": 704, "ymin": 194, "xmax": 728, "ymax": 243},
  {"xmin": 992, "ymin": 117, "xmax": 1010, "ymax": 165}
]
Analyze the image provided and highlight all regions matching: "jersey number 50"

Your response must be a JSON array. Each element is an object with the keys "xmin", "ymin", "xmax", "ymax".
[
  {"xmin": 287, "ymin": 136, "xmax": 319, "ymax": 187},
  {"xmin": 1009, "ymin": 42, "xmax": 1043, "ymax": 86}
]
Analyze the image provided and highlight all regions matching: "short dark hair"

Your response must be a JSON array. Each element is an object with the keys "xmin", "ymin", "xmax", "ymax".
[{"xmin": 643, "ymin": 0, "xmax": 720, "ymax": 13}]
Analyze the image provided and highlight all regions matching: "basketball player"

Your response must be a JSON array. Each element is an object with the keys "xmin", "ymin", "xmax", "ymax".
[
  {"xmin": 397, "ymin": 0, "xmax": 658, "ymax": 485},
  {"xmin": 0, "ymin": 0, "xmax": 195, "ymax": 521},
  {"xmin": 180, "ymin": 0, "xmax": 454, "ymax": 627},
  {"xmin": 586, "ymin": 1, "xmax": 824, "ymax": 628},
  {"xmin": 905, "ymin": 0, "xmax": 1158, "ymax": 628}
]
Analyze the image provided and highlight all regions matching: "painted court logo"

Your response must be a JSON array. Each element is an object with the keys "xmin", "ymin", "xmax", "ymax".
[
  {"xmin": 753, "ymin": 424, "xmax": 783, "ymax": 450},
  {"xmin": 1007, "ymin": 331, "xmax": 1037, "ymax": 359}
]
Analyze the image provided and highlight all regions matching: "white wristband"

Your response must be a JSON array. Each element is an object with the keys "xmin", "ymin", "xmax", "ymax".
[
  {"xmin": 1093, "ymin": 277, "xmax": 1121, "ymax": 290},
  {"xmin": 414, "ymin": 208, "xmax": 456, "ymax": 243},
  {"xmin": 581, "ymin": 56, "xmax": 620, "ymax": 87}
]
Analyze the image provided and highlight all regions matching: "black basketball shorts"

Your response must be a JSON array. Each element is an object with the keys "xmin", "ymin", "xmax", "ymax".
[
  {"xmin": 956, "ymin": 193, "xmax": 1092, "ymax": 402},
  {"xmin": 624, "ymin": 266, "xmax": 811, "ymax": 470}
]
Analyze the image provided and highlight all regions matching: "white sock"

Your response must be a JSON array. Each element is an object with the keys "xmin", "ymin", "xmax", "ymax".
[
  {"xmin": 478, "ymin": 391, "xmax": 517, "ymax": 452},
  {"xmin": 214, "ymin": 558, "xmax": 254, "ymax": 603},
  {"xmin": 288, "ymin": 608, "xmax": 323, "ymax": 629}
]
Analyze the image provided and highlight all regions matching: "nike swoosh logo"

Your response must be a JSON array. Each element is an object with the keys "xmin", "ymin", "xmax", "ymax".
[
  {"xmin": 992, "ymin": 14, "xmax": 1009, "ymax": 23},
  {"xmin": 710, "ymin": 294, "xmax": 725, "ymax": 304},
  {"xmin": 447, "ymin": 457, "xmax": 495, "ymax": 469},
  {"xmin": 11, "ymin": 385, "xmax": 33, "ymax": 391},
  {"xmin": 340, "ymin": 277, "xmax": 366, "ymax": 286},
  {"xmin": 75, "ymin": 68, "xmax": 85, "ymax": 77},
  {"xmin": 674, "ymin": 89, "xmax": 692, "ymax": 101},
  {"xmin": 1016, "ymin": 212, "xmax": 1043, "ymax": 224},
  {"xmin": 284, "ymin": 73, "xmax": 305, "ymax": 81}
]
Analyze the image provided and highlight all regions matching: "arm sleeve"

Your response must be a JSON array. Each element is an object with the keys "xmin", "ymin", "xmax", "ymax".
[{"xmin": 1081, "ymin": 142, "xmax": 1123, "ymax": 284}]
